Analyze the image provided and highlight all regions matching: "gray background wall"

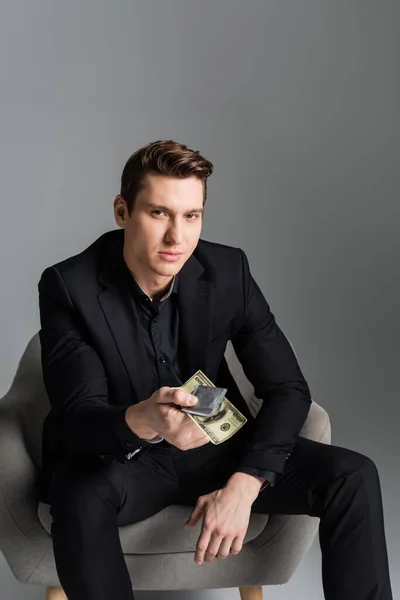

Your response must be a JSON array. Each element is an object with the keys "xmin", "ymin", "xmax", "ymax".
[{"xmin": 0, "ymin": 1, "xmax": 399, "ymax": 598}]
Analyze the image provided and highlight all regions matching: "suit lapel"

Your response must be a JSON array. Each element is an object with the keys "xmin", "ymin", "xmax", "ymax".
[
  {"xmin": 96, "ymin": 231, "xmax": 215, "ymax": 401},
  {"xmin": 97, "ymin": 232, "xmax": 153, "ymax": 403},
  {"xmin": 177, "ymin": 254, "xmax": 214, "ymax": 381},
  {"xmin": 97, "ymin": 284, "xmax": 154, "ymax": 403}
]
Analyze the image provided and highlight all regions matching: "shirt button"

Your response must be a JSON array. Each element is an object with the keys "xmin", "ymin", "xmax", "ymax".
[
  {"xmin": 159, "ymin": 357, "xmax": 166, "ymax": 364},
  {"xmin": 154, "ymin": 317, "xmax": 159, "ymax": 323}
]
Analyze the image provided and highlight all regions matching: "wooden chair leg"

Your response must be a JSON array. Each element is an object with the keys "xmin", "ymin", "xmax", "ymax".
[
  {"xmin": 239, "ymin": 585, "xmax": 263, "ymax": 600},
  {"xmin": 45, "ymin": 586, "xmax": 68, "ymax": 600}
]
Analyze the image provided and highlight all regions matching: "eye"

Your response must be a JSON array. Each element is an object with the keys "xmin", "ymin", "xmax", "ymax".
[{"xmin": 150, "ymin": 210, "xmax": 200, "ymax": 220}]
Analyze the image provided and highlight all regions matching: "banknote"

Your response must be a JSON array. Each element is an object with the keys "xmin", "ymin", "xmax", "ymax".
[{"xmin": 172, "ymin": 370, "xmax": 247, "ymax": 444}]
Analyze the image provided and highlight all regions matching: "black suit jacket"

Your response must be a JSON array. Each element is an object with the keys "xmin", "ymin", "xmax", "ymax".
[{"xmin": 38, "ymin": 229, "xmax": 311, "ymax": 496}]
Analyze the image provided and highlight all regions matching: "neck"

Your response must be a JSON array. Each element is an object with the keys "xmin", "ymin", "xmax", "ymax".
[{"xmin": 123, "ymin": 246, "xmax": 174, "ymax": 299}]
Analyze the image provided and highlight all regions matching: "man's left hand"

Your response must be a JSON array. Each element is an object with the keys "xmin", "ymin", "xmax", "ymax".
[{"xmin": 184, "ymin": 474, "xmax": 263, "ymax": 565}]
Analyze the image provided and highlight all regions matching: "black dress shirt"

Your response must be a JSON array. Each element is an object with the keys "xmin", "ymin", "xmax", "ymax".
[{"xmin": 120, "ymin": 258, "xmax": 277, "ymax": 490}]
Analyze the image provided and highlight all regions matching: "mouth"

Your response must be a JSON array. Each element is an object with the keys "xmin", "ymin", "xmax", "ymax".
[{"xmin": 158, "ymin": 251, "xmax": 183, "ymax": 262}]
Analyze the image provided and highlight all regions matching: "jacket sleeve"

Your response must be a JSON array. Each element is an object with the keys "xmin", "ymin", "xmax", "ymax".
[
  {"xmin": 38, "ymin": 265, "xmax": 143, "ymax": 461},
  {"xmin": 231, "ymin": 249, "xmax": 312, "ymax": 477}
]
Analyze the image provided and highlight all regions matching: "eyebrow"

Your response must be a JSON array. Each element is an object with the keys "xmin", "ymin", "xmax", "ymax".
[{"xmin": 147, "ymin": 202, "xmax": 204, "ymax": 215}]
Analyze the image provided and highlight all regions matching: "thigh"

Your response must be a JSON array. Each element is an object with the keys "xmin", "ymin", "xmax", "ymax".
[
  {"xmin": 49, "ymin": 451, "xmax": 180, "ymax": 528},
  {"xmin": 250, "ymin": 436, "xmax": 375, "ymax": 516},
  {"xmin": 118, "ymin": 451, "xmax": 181, "ymax": 526}
]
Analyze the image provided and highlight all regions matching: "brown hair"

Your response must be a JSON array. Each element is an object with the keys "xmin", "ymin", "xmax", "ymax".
[{"xmin": 120, "ymin": 140, "xmax": 214, "ymax": 215}]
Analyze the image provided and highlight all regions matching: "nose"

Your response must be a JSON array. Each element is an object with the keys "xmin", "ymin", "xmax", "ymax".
[{"xmin": 165, "ymin": 219, "xmax": 183, "ymax": 245}]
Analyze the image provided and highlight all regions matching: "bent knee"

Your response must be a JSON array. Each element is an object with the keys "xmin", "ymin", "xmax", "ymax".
[{"xmin": 331, "ymin": 447, "xmax": 379, "ymax": 481}]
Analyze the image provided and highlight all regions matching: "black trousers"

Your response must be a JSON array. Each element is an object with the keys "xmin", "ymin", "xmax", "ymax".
[{"xmin": 48, "ymin": 432, "xmax": 393, "ymax": 600}]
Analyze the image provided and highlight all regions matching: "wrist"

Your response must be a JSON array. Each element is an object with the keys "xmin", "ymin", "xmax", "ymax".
[
  {"xmin": 224, "ymin": 471, "xmax": 264, "ymax": 501},
  {"xmin": 125, "ymin": 403, "xmax": 159, "ymax": 440}
]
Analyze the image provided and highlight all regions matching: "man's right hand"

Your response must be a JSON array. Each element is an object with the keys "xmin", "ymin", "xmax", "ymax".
[{"xmin": 125, "ymin": 387, "xmax": 210, "ymax": 451}]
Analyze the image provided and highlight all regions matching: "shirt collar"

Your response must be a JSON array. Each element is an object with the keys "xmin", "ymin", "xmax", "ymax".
[{"xmin": 133, "ymin": 273, "xmax": 178, "ymax": 304}]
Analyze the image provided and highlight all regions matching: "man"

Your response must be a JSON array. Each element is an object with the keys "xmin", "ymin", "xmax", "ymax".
[{"xmin": 38, "ymin": 140, "xmax": 393, "ymax": 600}]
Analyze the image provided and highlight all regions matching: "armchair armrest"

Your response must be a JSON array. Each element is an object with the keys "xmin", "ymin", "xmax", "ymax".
[{"xmin": 0, "ymin": 407, "xmax": 51, "ymax": 583}]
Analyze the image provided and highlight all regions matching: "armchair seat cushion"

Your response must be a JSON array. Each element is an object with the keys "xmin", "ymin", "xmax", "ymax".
[{"xmin": 38, "ymin": 502, "xmax": 269, "ymax": 554}]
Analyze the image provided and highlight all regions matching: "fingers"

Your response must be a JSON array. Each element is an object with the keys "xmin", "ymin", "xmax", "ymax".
[
  {"xmin": 196, "ymin": 533, "xmax": 241, "ymax": 564},
  {"xmin": 182, "ymin": 429, "xmax": 210, "ymax": 450},
  {"xmin": 185, "ymin": 498, "xmax": 206, "ymax": 528},
  {"xmin": 174, "ymin": 389, "xmax": 198, "ymax": 408},
  {"xmin": 164, "ymin": 414, "xmax": 209, "ymax": 450},
  {"xmin": 195, "ymin": 529, "xmax": 213, "ymax": 565},
  {"xmin": 153, "ymin": 388, "xmax": 208, "ymax": 450},
  {"xmin": 158, "ymin": 387, "xmax": 198, "ymax": 408},
  {"xmin": 194, "ymin": 503, "xmax": 219, "ymax": 565},
  {"xmin": 185, "ymin": 422, "xmax": 209, "ymax": 445},
  {"xmin": 230, "ymin": 536, "xmax": 243, "ymax": 556},
  {"xmin": 215, "ymin": 535, "xmax": 236, "ymax": 560}
]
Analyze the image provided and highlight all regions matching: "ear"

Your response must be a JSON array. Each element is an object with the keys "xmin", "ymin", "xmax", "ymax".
[{"xmin": 114, "ymin": 195, "xmax": 127, "ymax": 225}]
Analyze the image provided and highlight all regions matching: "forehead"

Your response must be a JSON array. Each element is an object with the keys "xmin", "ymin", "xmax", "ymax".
[{"xmin": 138, "ymin": 174, "xmax": 204, "ymax": 204}]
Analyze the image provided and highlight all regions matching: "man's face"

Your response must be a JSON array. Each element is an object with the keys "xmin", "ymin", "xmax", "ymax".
[{"xmin": 114, "ymin": 174, "xmax": 204, "ymax": 283}]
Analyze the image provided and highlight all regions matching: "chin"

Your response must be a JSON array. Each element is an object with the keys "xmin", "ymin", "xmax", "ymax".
[
  {"xmin": 151, "ymin": 262, "xmax": 179, "ymax": 276},
  {"xmin": 161, "ymin": 265, "xmax": 180, "ymax": 275}
]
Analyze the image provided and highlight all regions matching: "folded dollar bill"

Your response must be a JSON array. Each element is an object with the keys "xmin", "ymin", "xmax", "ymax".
[{"xmin": 172, "ymin": 370, "xmax": 247, "ymax": 444}]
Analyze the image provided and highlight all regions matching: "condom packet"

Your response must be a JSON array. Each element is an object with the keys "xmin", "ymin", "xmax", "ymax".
[{"xmin": 181, "ymin": 384, "xmax": 227, "ymax": 418}]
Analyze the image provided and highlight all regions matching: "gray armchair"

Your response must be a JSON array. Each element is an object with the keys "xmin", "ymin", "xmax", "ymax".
[{"xmin": 0, "ymin": 333, "xmax": 331, "ymax": 600}]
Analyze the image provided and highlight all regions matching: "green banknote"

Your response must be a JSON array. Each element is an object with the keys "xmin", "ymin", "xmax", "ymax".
[{"xmin": 172, "ymin": 370, "xmax": 247, "ymax": 444}]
